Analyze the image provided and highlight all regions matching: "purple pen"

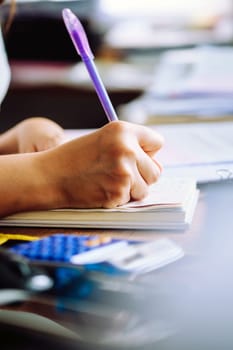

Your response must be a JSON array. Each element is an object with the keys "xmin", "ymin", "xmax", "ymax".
[{"xmin": 62, "ymin": 8, "xmax": 118, "ymax": 122}]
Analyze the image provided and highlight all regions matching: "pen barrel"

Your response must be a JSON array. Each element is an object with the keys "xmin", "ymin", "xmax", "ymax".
[{"xmin": 84, "ymin": 59, "xmax": 119, "ymax": 122}]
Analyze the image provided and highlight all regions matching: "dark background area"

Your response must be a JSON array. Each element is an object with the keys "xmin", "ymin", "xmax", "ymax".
[
  {"xmin": 0, "ymin": 86, "xmax": 140, "ymax": 131},
  {"xmin": 0, "ymin": 0, "xmax": 140, "ymax": 131}
]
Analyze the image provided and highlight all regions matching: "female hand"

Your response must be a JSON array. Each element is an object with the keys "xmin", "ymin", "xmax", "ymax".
[
  {"xmin": 15, "ymin": 117, "xmax": 65, "ymax": 152},
  {"xmin": 41, "ymin": 121, "xmax": 164, "ymax": 209},
  {"xmin": 0, "ymin": 117, "xmax": 64, "ymax": 154}
]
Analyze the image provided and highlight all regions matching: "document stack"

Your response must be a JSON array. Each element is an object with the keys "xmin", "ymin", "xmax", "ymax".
[{"xmin": 118, "ymin": 46, "xmax": 233, "ymax": 125}]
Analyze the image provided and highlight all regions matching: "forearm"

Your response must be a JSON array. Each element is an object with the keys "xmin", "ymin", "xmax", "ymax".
[{"xmin": 0, "ymin": 152, "xmax": 59, "ymax": 217}]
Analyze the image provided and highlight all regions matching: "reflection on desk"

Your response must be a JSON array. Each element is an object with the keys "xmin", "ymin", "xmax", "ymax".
[{"xmin": 0, "ymin": 180, "xmax": 233, "ymax": 349}]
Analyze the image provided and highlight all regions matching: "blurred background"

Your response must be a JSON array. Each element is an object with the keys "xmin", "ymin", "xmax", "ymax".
[
  {"xmin": 0, "ymin": 0, "xmax": 233, "ymax": 130},
  {"xmin": 1, "ymin": 3, "xmax": 233, "ymax": 348}
]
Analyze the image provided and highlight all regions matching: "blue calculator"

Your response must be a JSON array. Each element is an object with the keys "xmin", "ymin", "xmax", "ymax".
[
  {"xmin": 9, "ymin": 234, "xmax": 184, "ymax": 274},
  {"xmin": 9, "ymin": 234, "xmax": 124, "ymax": 262}
]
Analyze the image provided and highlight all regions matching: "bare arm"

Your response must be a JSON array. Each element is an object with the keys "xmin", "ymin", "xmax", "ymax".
[
  {"xmin": 0, "ymin": 152, "xmax": 58, "ymax": 217},
  {"xmin": 0, "ymin": 121, "xmax": 164, "ymax": 217}
]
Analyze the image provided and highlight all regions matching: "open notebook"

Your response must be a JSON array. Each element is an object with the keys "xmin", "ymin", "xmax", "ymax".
[{"xmin": 0, "ymin": 177, "xmax": 199, "ymax": 231}]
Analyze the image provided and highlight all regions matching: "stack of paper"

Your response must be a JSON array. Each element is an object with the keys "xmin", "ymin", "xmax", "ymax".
[
  {"xmin": 0, "ymin": 177, "xmax": 199, "ymax": 231},
  {"xmin": 154, "ymin": 121, "xmax": 233, "ymax": 183},
  {"xmin": 118, "ymin": 46, "xmax": 233, "ymax": 125}
]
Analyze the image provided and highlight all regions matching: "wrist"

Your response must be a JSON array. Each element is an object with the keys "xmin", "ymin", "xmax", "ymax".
[{"xmin": 30, "ymin": 151, "xmax": 65, "ymax": 211}]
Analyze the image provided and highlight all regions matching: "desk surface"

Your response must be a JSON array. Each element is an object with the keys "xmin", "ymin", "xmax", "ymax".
[{"xmin": 1, "ymin": 180, "xmax": 233, "ymax": 349}]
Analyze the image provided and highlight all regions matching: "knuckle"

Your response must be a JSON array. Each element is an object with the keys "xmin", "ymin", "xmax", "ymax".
[
  {"xmin": 104, "ymin": 120, "xmax": 128, "ymax": 134},
  {"xmin": 111, "ymin": 161, "xmax": 132, "ymax": 181},
  {"xmin": 102, "ymin": 178, "xmax": 131, "ymax": 208}
]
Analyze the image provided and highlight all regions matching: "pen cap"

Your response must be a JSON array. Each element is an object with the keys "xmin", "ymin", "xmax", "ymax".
[{"xmin": 62, "ymin": 8, "xmax": 94, "ymax": 60}]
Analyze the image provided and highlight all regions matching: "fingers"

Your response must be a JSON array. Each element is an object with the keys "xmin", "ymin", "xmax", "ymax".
[
  {"xmin": 127, "ymin": 124, "xmax": 163, "ymax": 200},
  {"xmin": 137, "ymin": 147, "xmax": 162, "ymax": 183},
  {"xmin": 18, "ymin": 134, "xmax": 64, "ymax": 153},
  {"xmin": 131, "ymin": 123, "xmax": 164, "ymax": 154},
  {"xmin": 35, "ymin": 133, "xmax": 65, "ymax": 152},
  {"xmin": 17, "ymin": 117, "xmax": 65, "ymax": 153},
  {"xmin": 130, "ymin": 150, "xmax": 161, "ymax": 201},
  {"xmin": 99, "ymin": 121, "xmax": 164, "ymax": 204},
  {"xmin": 33, "ymin": 119, "xmax": 65, "ymax": 151}
]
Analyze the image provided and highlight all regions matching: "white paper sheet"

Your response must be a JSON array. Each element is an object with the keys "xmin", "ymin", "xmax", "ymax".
[{"xmin": 65, "ymin": 121, "xmax": 233, "ymax": 184}]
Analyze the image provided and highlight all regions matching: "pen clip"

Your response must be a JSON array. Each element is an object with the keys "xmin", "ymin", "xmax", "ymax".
[{"xmin": 62, "ymin": 8, "xmax": 94, "ymax": 60}]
